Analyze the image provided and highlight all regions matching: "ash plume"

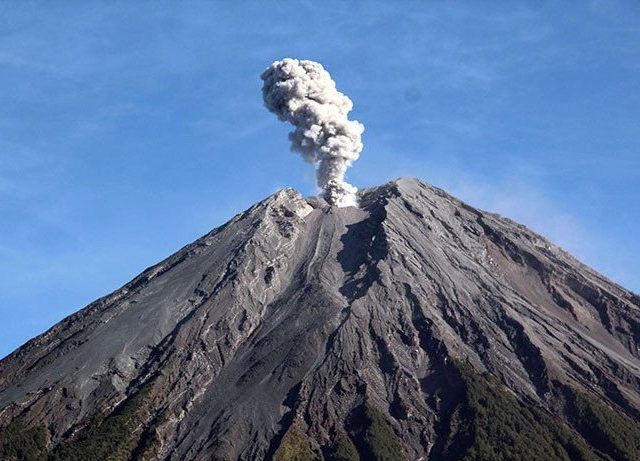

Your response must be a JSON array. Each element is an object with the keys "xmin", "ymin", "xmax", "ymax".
[{"xmin": 261, "ymin": 58, "xmax": 364, "ymax": 207}]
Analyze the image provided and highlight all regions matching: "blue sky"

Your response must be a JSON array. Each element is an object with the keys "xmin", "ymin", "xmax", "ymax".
[{"xmin": 1, "ymin": 1, "xmax": 639, "ymax": 358}]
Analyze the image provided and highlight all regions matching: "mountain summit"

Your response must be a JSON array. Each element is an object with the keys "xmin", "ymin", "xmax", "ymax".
[{"xmin": 1, "ymin": 178, "xmax": 640, "ymax": 460}]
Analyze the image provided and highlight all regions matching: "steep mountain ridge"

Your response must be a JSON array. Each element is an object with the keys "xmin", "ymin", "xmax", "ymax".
[{"xmin": 1, "ymin": 178, "xmax": 639, "ymax": 460}]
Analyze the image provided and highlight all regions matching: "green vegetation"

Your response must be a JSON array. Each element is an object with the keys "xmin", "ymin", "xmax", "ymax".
[
  {"xmin": 569, "ymin": 390, "xmax": 640, "ymax": 461},
  {"xmin": 349, "ymin": 404, "xmax": 404, "ymax": 461},
  {"xmin": 325, "ymin": 433, "xmax": 360, "ymax": 461},
  {"xmin": 455, "ymin": 368, "xmax": 601, "ymax": 461},
  {"xmin": 50, "ymin": 385, "xmax": 153, "ymax": 461},
  {"xmin": 0, "ymin": 418, "xmax": 48, "ymax": 461},
  {"xmin": 0, "ymin": 384, "xmax": 155, "ymax": 461},
  {"xmin": 274, "ymin": 424, "xmax": 320, "ymax": 461},
  {"xmin": 3, "ymin": 370, "xmax": 640, "ymax": 461},
  {"xmin": 454, "ymin": 366, "xmax": 640, "ymax": 461}
]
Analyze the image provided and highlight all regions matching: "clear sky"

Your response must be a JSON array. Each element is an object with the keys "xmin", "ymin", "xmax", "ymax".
[{"xmin": 1, "ymin": 1, "xmax": 639, "ymax": 358}]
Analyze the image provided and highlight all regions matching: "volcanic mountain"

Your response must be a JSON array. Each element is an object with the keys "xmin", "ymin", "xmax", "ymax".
[{"xmin": 1, "ymin": 178, "xmax": 640, "ymax": 461}]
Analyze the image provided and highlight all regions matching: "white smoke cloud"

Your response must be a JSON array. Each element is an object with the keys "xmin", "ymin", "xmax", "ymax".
[{"xmin": 261, "ymin": 58, "xmax": 364, "ymax": 207}]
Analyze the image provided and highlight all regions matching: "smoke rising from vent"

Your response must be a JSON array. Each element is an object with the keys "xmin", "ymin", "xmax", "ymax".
[{"xmin": 261, "ymin": 58, "xmax": 364, "ymax": 207}]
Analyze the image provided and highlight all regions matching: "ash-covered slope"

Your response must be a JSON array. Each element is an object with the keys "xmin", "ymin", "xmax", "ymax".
[{"xmin": 1, "ymin": 178, "xmax": 640, "ymax": 461}]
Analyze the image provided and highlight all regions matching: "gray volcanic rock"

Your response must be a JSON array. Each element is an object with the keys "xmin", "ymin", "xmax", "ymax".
[{"xmin": 1, "ymin": 178, "xmax": 640, "ymax": 460}]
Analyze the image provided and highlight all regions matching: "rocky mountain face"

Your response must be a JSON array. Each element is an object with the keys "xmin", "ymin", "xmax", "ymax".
[{"xmin": 1, "ymin": 178, "xmax": 640, "ymax": 461}]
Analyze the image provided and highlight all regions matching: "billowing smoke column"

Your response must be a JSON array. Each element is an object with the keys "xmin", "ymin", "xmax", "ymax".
[{"xmin": 261, "ymin": 58, "xmax": 364, "ymax": 207}]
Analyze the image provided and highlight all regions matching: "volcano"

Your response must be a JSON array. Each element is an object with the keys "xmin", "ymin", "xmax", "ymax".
[{"xmin": 1, "ymin": 178, "xmax": 639, "ymax": 461}]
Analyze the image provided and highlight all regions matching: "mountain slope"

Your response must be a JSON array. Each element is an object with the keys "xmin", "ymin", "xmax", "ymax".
[{"xmin": 1, "ymin": 178, "xmax": 639, "ymax": 460}]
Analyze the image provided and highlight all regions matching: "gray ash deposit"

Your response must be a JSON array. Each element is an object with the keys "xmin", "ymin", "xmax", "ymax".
[{"xmin": 1, "ymin": 178, "xmax": 640, "ymax": 460}]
